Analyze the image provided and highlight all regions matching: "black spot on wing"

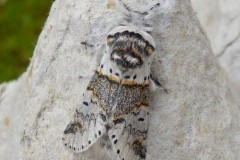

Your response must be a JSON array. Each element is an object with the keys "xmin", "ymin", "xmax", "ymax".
[
  {"xmin": 113, "ymin": 118, "xmax": 125, "ymax": 125},
  {"xmin": 117, "ymin": 149, "xmax": 120, "ymax": 154},
  {"xmin": 133, "ymin": 74, "xmax": 137, "ymax": 79},
  {"xmin": 83, "ymin": 101, "xmax": 89, "ymax": 106}
]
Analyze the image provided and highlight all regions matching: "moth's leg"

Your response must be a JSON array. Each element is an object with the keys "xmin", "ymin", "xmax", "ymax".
[
  {"xmin": 80, "ymin": 41, "xmax": 94, "ymax": 48},
  {"xmin": 149, "ymin": 74, "xmax": 169, "ymax": 93}
]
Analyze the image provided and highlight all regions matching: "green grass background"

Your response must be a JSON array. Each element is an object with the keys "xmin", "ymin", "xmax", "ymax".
[{"xmin": 0, "ymin": 0, "xmax": 52, "ymax": 83}]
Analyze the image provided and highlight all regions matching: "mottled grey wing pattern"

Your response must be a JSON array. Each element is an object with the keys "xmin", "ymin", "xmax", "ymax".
[
  {"xmin": 108, "ymin": 84, "xmax": 150, "ymax": 160},
  {"xmin": 62, "ymin": 73, "xmax": 108, "ymax": 152}
]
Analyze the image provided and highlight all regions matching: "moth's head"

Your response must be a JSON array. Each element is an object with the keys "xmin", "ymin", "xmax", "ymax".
[{"xmin": 107, "ymin": 26, "xmax": 155, "ymax": 71}]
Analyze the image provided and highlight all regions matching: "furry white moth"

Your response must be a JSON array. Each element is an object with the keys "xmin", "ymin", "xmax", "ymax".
[{"xmin": 62, "ymin": 26, "xmax": 156, "ymax": 160}]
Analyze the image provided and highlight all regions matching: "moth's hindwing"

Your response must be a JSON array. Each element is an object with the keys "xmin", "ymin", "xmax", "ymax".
[
  {"xmin": 109, "ymin": 106, "xmax": 149, "ymax": 160},
  {"xmin": 62, "ymin": 75, "xmax": 107, "ymax": 152},
  {"xmin": 108, "ymin": 83, "xmax": 150, "ymax": 160}
]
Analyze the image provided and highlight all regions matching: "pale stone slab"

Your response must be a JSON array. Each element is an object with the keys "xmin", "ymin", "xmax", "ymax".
[{"xmin": 0, "ymin": 0, "xmax": 240, "ymax": 160}]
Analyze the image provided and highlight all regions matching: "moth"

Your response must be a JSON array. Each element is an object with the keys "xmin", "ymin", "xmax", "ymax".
[{"xmin": 63, "ymin": 26, "xmax": 156, "ymax": 160}]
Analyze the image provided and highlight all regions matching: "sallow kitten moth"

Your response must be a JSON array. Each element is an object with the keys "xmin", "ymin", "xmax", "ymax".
[{"xmin": 62, "ymin": 26, "xmax": 156, "ymax": 160}]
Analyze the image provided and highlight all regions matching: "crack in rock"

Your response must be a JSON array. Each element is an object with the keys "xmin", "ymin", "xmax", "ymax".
[{"xmin": 217, "ymin": 32, "xmax": 240, "ymax": 57}]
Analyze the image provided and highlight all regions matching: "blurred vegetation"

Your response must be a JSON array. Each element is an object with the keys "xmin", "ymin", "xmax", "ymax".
[{"xmin": 0, "ymin": 0, "xmax": 52, "ymax": 83}]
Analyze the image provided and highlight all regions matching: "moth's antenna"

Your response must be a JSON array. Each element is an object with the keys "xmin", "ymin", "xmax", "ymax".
[
  {"xmin": 119, "ymin": 0, "xmax": 130, "ymax": 12},
  {"xmin": 80, "ymin": 41, "xmax": 94, "ymax": 48},
  {"xmin": 119, "ymin": 0, "xmax": 148, "ymax": 15},
  {"xmin": 149, "ymin": 3, "xmax": 160, "ymax": 12},
  {"xmin": 119, "ymin": 0, "xmax": 160, "ymax": 15},
  {"xmin": 118, "ymin": 0, "xmax": 160, "ymax": 32}
]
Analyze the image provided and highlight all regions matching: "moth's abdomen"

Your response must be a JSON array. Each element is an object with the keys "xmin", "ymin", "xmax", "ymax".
[{"xmin": 107, "ymin": 26, "xmax": 155, "ymax": 71}]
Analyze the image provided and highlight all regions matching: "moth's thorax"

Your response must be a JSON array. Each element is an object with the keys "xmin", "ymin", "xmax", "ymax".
[
  {"xmin": 97, "ymin": 26, "xmax": 155, "ymax": 86},
  {"xmin": 107, "ymin": 26, "xmax": 155, "ymax": 71}
]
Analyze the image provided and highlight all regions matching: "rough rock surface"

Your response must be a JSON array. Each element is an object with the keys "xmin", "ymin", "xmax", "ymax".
[
  {"xmin": 192, "ymin": 0, "xmax": 240, "ymax": 95},
  {"xmin": 0, "ymin": 0, "xmax": 240, "ymax": 160}
]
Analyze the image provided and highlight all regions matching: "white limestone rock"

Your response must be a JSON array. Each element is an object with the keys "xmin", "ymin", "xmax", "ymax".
[
  {"xmin": 192, "ymin": 0, "xmax": 240, "ymax": 95},
  {"xmin": 0, "ymin": 0, "xmax": 240, "ymax": 160}
]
